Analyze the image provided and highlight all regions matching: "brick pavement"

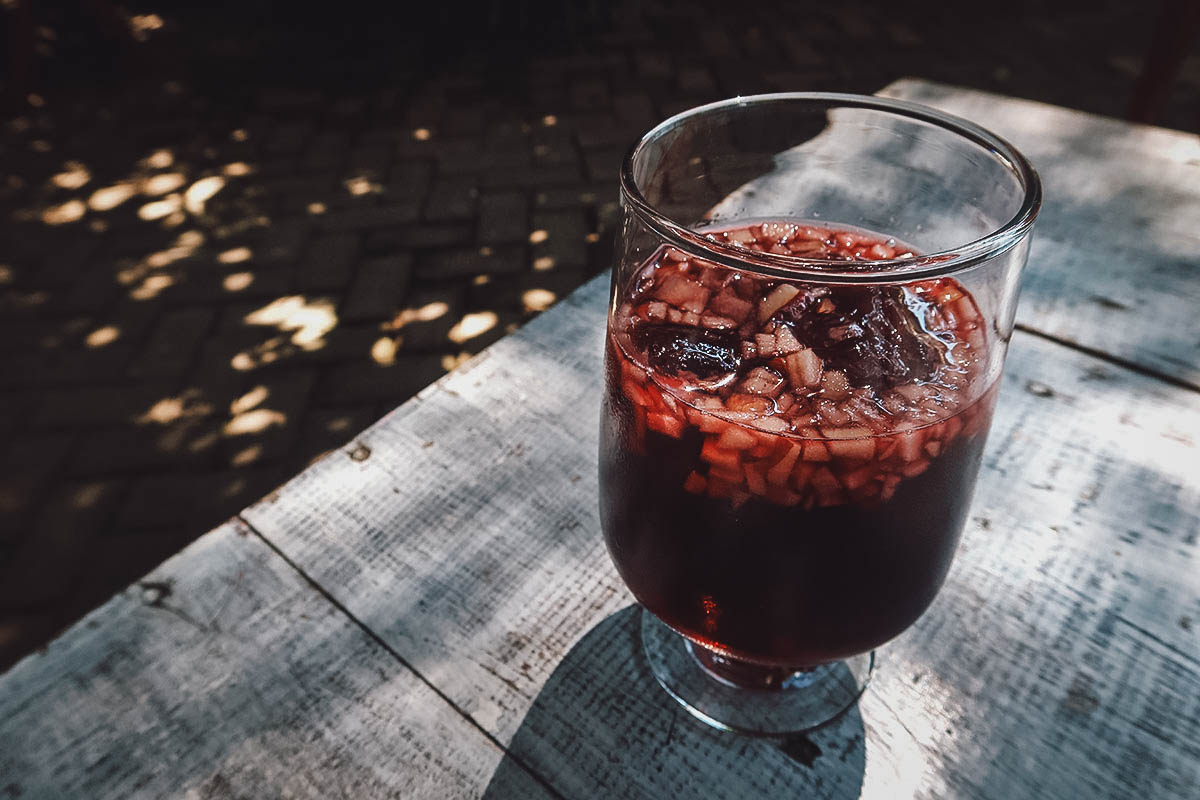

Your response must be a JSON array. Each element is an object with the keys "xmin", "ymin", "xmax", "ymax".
[{"xmin": 0, "ymin": 0, "xmax": 1194, "ymax": 668}]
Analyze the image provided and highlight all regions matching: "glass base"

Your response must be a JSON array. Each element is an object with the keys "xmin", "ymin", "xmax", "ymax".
[{"xmin": 639, "ymin": 608, "xmax": 873, "ymax": 735}]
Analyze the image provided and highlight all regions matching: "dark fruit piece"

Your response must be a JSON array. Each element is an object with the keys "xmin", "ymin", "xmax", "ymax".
[
  {"xmin": 772, "ymin": 286, "xmax": 944, "ymax": 390},
  {"xmin": 633, "ymin": 322, "xmax": 741, "ymax": 379}
]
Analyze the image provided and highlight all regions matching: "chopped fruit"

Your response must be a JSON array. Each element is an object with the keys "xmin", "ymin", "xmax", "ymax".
[
  {"xmin": 751, "ymin": 415, "xmax": 790, "ymax": 433},
  {"xmin": 655, "ymin": 273, "xmax": 711, "ymax": 312},
  {"xmin": 647, "ymin": 411, "xmax": 685, "ymax": 438},
  {"xmin": 824, "ymin": 435, "xmax": 875, "ymax": 461},
  {"xmin": 633, "ymin": 323, "xmax": 740, "ymax": 379},
  {"xmin": 701, "ymin": 314, "xmax": 737, "ymax": 329},
  {"xmin": 701, "ymin": 439, "xmax": 741, "ymax": 470},
  {"xmin": 710, "ymin": 290, "xmax": 755, "ymax": 321},
  {"xmin": 774, "ymin": 326, "xmax": 803, "ymax": 355},
  {"xmin": 722, "ymin": 394, "xmax": 768, "ymax": 414},
  {"xmin": 741, "ymin": 367, "xmax": 785, "ymax": 396},
  {"xmin": 803, "ymin": 440, "xmax": 832, "ymax": 462},
  {"xmin": 820, "ymin": 370, "xmax": 851, "ymax": 399},
  {"xmin": 896, "ymin": 430, "xmax": 924, "ymax": 462},
  {"xmin": 717, "ymin": 425, "xmax": 760, "ymax": 451},
  {"xmin": 767, "ymin": 443, "xmax": 802, "ymax": 485},
  {"xmin": 760, "ymin": 284, "xmax": 801, "ymax": 321},
  {"xmin": 606, "ymin": 207, "xmax": 1007, "ymax": 666},
  {"xmin": 744, "ymin": 462, "xmax": 768, "ymax": 495},
  {"xmin": 785, "ymin": 348, "xmax": 823, "ymax": 387},
  {"xmin": 608, "ymin": 220, "xmax": 995, "ymax": 515}
]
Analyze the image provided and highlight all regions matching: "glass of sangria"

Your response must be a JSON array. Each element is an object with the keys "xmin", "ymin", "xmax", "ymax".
[{"xmin": 599, "ymin": 93, "xmax": 1041, "ymax": 734}]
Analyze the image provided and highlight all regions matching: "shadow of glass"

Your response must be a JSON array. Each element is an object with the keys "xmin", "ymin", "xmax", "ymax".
[{"xmin": 482, "ymin": 605, "xmax": 866, "ymax": 800}]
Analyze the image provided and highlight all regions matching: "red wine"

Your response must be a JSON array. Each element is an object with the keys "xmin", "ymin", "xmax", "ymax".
[{"xmin": 599, "ymin": 222, "xmax": 997, "ymax": 667}]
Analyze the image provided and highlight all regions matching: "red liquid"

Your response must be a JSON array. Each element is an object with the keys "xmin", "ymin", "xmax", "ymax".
[{"xmin": 599, "ymin": 222, "xmax": 997, "ymax": 667}]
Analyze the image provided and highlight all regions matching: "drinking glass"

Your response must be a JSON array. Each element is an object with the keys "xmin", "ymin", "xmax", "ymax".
[{"xmin": 598, "ymin": 93, "xmax": 1041, "ymax": 734}]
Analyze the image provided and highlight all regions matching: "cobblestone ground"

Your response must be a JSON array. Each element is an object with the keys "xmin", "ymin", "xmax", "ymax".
[{"xmin": 0, "ymin": 0, "xmax": 1195, "ymax": 668}]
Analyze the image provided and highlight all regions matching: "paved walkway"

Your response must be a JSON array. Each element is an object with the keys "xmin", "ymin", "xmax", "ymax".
[{"xmin": 0, "ymin": 0, "xmax": 1194, "ymax": 668}]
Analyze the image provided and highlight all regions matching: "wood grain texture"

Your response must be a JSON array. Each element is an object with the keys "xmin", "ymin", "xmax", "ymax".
[
  {"xmin": 244, "ymin": 270, "xmax": 1199, "ymax": 797},
  {"xmin": 0, "ymin": 520, "xmax": 553, "ymax": 800},
  {"xmin": 880, "ymin": 79, "xmax": 1200, "ymax": 386}
]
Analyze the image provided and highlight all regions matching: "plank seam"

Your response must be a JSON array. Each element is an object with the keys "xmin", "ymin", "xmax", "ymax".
[
  {"xmin": 235, "ymin": 514, "xmax": 570, "ymax": 800},
  {"xmin": 1015, "ymin": 324, "xmax": 1200, "ymax": 394}
]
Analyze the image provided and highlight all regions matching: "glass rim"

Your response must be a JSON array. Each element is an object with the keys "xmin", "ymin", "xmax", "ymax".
[{"xmin": 619, "ymin": 92, "xmax": 1043, "ymax": 283}]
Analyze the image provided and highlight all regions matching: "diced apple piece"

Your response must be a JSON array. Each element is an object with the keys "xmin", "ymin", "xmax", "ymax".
[
  {"xmin": 755, "ymin": 333, "xmax": 778, "ymax": 357},
  {"xmin": 842, "ymin": 465, "xmax": 878, "ymax": 490},
  {"xmin": 622, "ymin": 379, "xmax": 649, "ymax": 407},
  {"xmin": 709, "ymin": 290, "xmax": 755, "ymax": 321},
  {"xmin": 646, "ymin": 411, "xmax": 684, "ymax": 438},
  {"xmin": 759, "ymin": 284, "xmax": 801, "ymax": 321},
  {"xmin": 901, "ymin": 460, "xmax": 930, "ymax": 478},
  {"xmin": 701, "ymin": 439, "xmax": 740, "ymax": 470},
  {"xmin": 700, "ymin": 314, "xmax": 736, "ymax": 329},
  {"xmin": 820, "ymin": 370, "xmax": 851, "ymax": 400},
  {"xmin": 876, "ymin": 437, "xmax": 898, "ymax": 459},
  {"xmin": 894, "ymin": 383, "xmax": 931, "ymax": 402},
  {"xmin": 802, "ymin": 440, "xmax": 831, "ymax": 462},
  {"xmin": 821, "ymin": 426, "xmax": 875, "ymax": 460},
  {"xmin": 924, "ymin": 439, "xmax": 942, "ymax": 457},
  {"xmin": 744, "ymin": 462, "xmax": 768, "ymax": 496},
  {"xmin": 717, "ymin": 425, "xmax": 759, "ymax": 451},
  {"xmin": 815, "ymin": 400, "xmax": 852, "ymax": 427},
  {"xmin": 646, "ymin": 301, "xmax": 668, "ymax": 320},
  {"xmin": 681, "ymin": 311, "xmax": 700, "ymax": 326},
  {"xmin": 683, "ymin": 471, "xmax": 707, "ymax": 494},
  {"xmin": 751, "ymin": 415, "xmax": 790, "ymax": 433},
  {"xmin": 708, "ymin": 463, "xmax": 744, "ymax": 485},
  {"xmin": 758, "ymin": 222, "xmax": 797, "ymax": 242},
  {"xmin": 620, "ymin": 358, "xmax": 646, "ymax": 385},
  {"xmin": 725, "ymin": 228, "xmax": 757, "ymax": 245},
  {"xmin": 655, "ymin": 273, "xmax": 711, "ymax": 313},
  {"xmin": 741, "ymin": 366, "xmax": 785, "ymax": 396},
  {"xmin": 826, "ymin": 437, "xmax": 874, "ymax": 460},
  {"xmin": 726, "ymin": 394, "xmax": 773, "ymax": 414},
  {"xmin": 774, "ymin": 326, "xmax": 803, "ymax": 355},
  {"xmin": 785, "ymin": 348, "xmax": 823, "ymax": 387},
  {"xmin": 967, "ymin": 327, "xmax": 987, "ymax": 352},
  {"xmin": 896, "ymin": 430, "xmax": 924, "ymax": 462},
  {"xmin": 767, "ymin": 443, "xmax": 802, "ymax": 486}
]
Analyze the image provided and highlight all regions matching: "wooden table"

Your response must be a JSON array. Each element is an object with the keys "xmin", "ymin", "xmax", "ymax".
[{"xmin": 2, "ymin": 80, "xmax": 1197, "ymax": 799}]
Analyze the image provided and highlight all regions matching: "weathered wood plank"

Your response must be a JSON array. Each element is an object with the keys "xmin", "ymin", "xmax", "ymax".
[
  {"xmin": 244, "ymin": 273, "xmax": 1199, "ymax": 798},
  {"xmin": 0, "ymin": 520, "xmax": 554, "ymax": 800},
  {"xmin": 880, "ymin": 79, "xmax": 1200, "ymax": 385}
]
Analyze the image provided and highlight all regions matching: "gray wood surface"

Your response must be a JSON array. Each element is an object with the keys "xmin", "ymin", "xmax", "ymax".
[
  {"xmin": 2, "ymin": 82, "xmax": 1198, "ymax": 799},
  {"xmin": 243, "ymin": 273, "xmax": 1199, "ymax": 798},
  {"xmin": 0, "ymin": 520, "xmax": 553, "ymax": 800},
  {"xmin": 880, "ymin": 79, "xmax": 1200, "ymax": 387}
]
